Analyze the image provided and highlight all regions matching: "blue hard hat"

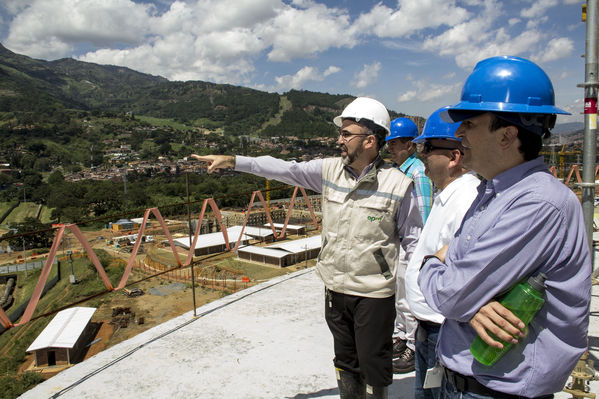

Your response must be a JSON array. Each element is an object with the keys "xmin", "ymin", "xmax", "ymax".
[
  {"xmin": 413, "ymin": 107, "xmax": 461, "ymax": 143},
  {"xmin": 386, "ymin": 118, "xmax": 418, "ymax": 142},
  {"xmin": 443, "ymin": 56, "xmax": 569, "ymax": 123}
]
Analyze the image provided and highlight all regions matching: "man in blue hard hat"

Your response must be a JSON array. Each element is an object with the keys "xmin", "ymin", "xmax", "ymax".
[
  {"xmin": 385, "ymin": 117, "xmax": 433, "ymax": 373},
  {"xmin": 418, "ymin": 56, "xmax": 591, "ymax": 398},
  {"xmin": 405, "ymin": 106, "xmax": 480, "ymax": 399}
]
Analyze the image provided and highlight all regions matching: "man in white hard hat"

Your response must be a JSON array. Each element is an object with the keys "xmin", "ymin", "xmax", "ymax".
[{"xmin": 192, "ymin": 97, "xmax": 422, "ymax": 399}]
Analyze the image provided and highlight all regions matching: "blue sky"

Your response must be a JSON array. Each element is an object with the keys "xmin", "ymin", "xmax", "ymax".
[{"xmin": 0, "ymin": 0, "xmax": 587, "ymax": 123}]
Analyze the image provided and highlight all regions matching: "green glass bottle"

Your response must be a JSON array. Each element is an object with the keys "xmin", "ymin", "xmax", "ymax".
[{"xmin": 470, "ymin": 273, "xmax": 546, "ymax": 366}]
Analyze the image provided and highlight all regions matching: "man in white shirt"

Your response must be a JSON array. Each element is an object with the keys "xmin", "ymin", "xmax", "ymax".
[{"xmin": 404, "ymin": 107, "xmax": 480, "ymax": 399}]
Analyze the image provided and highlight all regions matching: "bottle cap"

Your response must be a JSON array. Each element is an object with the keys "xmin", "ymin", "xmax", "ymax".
[{"xmin": 528, "ymin": 272, "xmax": 547, "ymax": 293}]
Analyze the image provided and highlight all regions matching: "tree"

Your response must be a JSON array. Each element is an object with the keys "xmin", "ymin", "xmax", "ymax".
[{"xmin": 5, "ymin": 217, "xmax": 54, "ymax": 250}]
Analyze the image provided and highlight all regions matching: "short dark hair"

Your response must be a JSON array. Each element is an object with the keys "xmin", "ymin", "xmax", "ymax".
[
  {"xmin": 489, "ymin": 114, "xmax": 550, "ymax": 161},
  {"xmin": 357, "ymin": 118, "xmax": 387, "ymax": 151}
]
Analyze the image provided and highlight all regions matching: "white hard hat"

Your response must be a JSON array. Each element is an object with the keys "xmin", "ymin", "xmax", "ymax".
[{"xmin": 333, "ymin": 97, "xmax": 391, "ymax": 134}]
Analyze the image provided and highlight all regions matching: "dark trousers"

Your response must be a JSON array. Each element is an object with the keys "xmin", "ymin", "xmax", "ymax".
[
  {"xmin": 324, "ymin": 288, "xmax": 395, "ymax": 387},
  {"xmin": 415, "ymin": 320, "xmax": 441, "ymax": 399}
]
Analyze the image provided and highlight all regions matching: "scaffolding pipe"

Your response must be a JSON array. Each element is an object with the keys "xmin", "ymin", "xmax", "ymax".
[{"xmin": 580, "ymin": 0, "xmax": 599, "ymax": 274}]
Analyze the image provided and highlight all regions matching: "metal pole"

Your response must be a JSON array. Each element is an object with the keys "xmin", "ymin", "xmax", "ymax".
[
  {"xmin": 579, "ymin": 0, "xmax": 599, "ymax": 274},
  {"xmin": 22, "ymin": 236, "xmax": 27, "ymax": 277},
  {"xmin": 186, "ymin": 173, "xmax": 197, "ymax": 317}
]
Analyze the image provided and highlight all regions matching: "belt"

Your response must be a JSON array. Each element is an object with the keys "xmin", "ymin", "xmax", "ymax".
[{"xmin": 442, "ymin": 367, "xmax": 521, "ymax": 399}]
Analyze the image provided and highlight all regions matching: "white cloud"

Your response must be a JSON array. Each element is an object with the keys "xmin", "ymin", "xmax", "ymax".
[
  {"xmin": 508, "ymin": 18, "xmax": 520, "ymax": 25},
  {"xmin": 354, "ymin": 0, "xmax": 470, "ymax": 38},
  {"xmin": 562, "ymin": 0, "xmax": 580, "ymax": 3},
  {"xmin": 260, "ymin": 3, "xmax": 356, "ymax": 62},
  {"xmin": 555, "ymin": 98, "xmax": 582, "ymax": 123},
  {"xmin": 525, "ymin": 16, "xmax": 548, "ymax": 29},
  {"xmin": 442, "ymin": 72, "xmax": 456, "ymax": 79},
  {"xmin": 521, "ymin": 0, "xmax": 559, "ymax": 18},
  {"xmin": 353, "ymin": 62, "xmax": 381, "ymax": 89},
  {"xmin": 398, "ymin": 90, "xmax": 418, "ymax": 102},
  {"xmin": 532, "ymin": 37, "xmax": 574, "ymax": 63},
  {"xmin": 3, "ymin": 0, "xmax": 352, "ymax": 84},
  {"xmin": 324, "ymin": 66, "xmax": 341, "ymax": 76},
  {"xmin": 5, "ymin": 0, "xmax": 152, "ymax": 59},
  {"xmin": 274, "ymin": 65, "xmax": 340, "ymax": 89},
  {"xmin": 397, "ymin": 81, "xmax": 461, "ymax": 103},
  {"xmin": 422, "ymin": 0, "xmax": 549, "ymax": 69}
]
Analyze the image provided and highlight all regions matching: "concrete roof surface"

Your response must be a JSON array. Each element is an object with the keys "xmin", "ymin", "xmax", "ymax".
[
  {"xmin": 19, "ymin": 268, "xmax": 599, "ymax": 399},
  {"xmin": 26, "ymin": 307, "xmax": 96, "ymax": 352}
]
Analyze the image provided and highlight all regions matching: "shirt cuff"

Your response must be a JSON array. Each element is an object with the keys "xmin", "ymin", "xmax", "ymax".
[{"xmin": 234, "ymin": 155, "xmax": 250, "ymax": 172}]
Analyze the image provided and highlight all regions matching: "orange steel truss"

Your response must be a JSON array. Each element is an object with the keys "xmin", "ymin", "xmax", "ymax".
[
  {"xmin": 548, "ymin": 164, "xmax": 599, "ymax": 184},
  {"xmin": 0, "ymin": 187, "xmax": 319, "ymax": 330}
]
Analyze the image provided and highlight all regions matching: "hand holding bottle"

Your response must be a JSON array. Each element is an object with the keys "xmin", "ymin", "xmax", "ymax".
[
  {"xmin": 470, "ymin": 273, "xmax": 546, "ymax": 366},
  {"xmin": 469, "ymin": 301, "xmax": 525, "ymax": 348}
]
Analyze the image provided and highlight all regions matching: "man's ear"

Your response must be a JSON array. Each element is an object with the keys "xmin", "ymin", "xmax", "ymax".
[
  {"xmin": 365, "ymin": 134, "xmax": 378, "ymax": 149},
  {"xmin": 448, "ymin": 148, "xmax": 461, "ymax": 167},
  {"xmin": 498, "ymin": 125, "xmax": 519, "ymax": 149}
]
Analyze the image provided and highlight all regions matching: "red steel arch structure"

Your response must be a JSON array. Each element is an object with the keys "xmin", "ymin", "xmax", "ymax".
[
  {"xmin": 548, "ymin": 164, "xmax": 599, "ymax": 185},
  {"xmin": 0, "ymin": 187, "xmax": 319, "ymax": 331}
]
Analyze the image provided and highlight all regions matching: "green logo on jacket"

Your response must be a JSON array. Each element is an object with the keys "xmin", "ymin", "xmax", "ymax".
[{"xmin": 367, "ymin": 215, "xmax": 383, "ymax": 222}]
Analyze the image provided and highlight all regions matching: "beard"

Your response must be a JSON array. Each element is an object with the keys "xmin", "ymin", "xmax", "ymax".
[{"xmin": 340, "ymin": 144, "xmax": 363, "ymax": 166}]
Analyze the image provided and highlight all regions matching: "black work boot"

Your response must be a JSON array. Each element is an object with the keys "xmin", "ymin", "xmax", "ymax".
[
  {"xmin": 365, "ymin": 384, "xmax": 388, "ymax": 399},
  {"xmin": 392, "ymin": 337, "xmax": 407, "ymax": 358},
  {"xmin": 392, "ymin": 347, "xmax": 415, "ymax": 373},
  {"xmin": 336, "ymin": 368, "xmax": 365, "ymax": 399}
]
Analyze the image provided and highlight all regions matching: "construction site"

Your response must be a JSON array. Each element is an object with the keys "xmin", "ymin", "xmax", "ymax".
[{"xmin": 0, "ymin": 187, "xmax": 326, "ymax": 395}]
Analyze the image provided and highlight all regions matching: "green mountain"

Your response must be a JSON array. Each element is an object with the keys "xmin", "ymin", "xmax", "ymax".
[{"xmin": 0, "ymin": 43, "xmax": 417, "ymax": 137}]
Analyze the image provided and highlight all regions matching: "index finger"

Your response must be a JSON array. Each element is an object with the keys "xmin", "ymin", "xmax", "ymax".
[
  {"xmin": 488, "ymin": 301, "xmax": 525, "ymax": 331},
  {"xmin": 190, "ymin": 154, "xmax": 210, "ymax": 161}
]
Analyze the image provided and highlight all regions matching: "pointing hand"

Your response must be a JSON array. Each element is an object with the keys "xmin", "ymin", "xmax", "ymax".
[{"xmin": 191, "ymin": 154, "xmax": 235, "ymax": 173}]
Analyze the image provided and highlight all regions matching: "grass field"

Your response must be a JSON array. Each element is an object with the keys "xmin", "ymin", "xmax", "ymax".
[
  {"xmin": 0, "ymin": 202, "xmax": 55, "ymax": 225},
  {"xmin": 3, "ymin": 203, "xmax": 39, "ymax": 224}
]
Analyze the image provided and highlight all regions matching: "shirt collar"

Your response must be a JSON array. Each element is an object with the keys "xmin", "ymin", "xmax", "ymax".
[
  {"xmin": 344, "ymin": 155, "xmax": 384, "ymax": 180},
  {"xmin": 488, "ymin": 157, "xmax": 548, "ymax": 194},
  {"xmin": 398, "ymin": 153, "xmax": 418, "ymax": 174},
  {"xmin": 436, "ymin": 171, "xmax": 479, "ymax": 206}
]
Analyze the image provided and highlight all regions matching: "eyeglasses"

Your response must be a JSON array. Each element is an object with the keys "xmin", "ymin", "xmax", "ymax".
[
  {"xmin": 338, "ymin": 131, "xmax": 370, "ymax": 142},
  {"xmin": 420, "ymin": 141, "xmax": 462, "ymax": 154}
]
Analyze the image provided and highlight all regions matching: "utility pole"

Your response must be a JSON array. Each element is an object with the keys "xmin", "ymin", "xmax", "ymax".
[
  {"xmin": 185, "ymin": 173, "xmax": 197, "ymax": 317},
  {"xmin": 123, "ymin": 165, "xmax": 127, "ymax": 195},
  {"xmin": 67, "ymin": 237, "xmax": 77, "ymax": 284},
  {"xmin": 22, "ymin": 235, "xmax": 27, "ymax": 277},
  {"xmin": 579, "ymin": 0, "xmax": 599, "ymax": 273}
]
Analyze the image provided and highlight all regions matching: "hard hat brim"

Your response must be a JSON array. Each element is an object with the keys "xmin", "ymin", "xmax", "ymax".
[{"xmin": 441, "ymin": 102, "xmax": 570, "ymax": 123}]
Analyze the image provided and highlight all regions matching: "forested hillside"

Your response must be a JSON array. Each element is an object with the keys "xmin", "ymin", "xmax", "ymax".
[{"xmin": 0, "ymin": 43, "xmax": 422, "ymax": 225}]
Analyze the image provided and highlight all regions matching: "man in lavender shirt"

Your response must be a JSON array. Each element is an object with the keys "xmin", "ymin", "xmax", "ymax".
[
  {"xmin": 193, "ymin": 97, "xmax": 422, "ymax": 399},
  {"xmin": 418, "ymin": 56, "xmax": 591, "ymax": 398}
]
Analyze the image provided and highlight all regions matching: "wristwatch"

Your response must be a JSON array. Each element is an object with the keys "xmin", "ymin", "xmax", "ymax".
[{"xmin": 420, "ymin": 255, "xmax": 441, "ymax": 270}]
